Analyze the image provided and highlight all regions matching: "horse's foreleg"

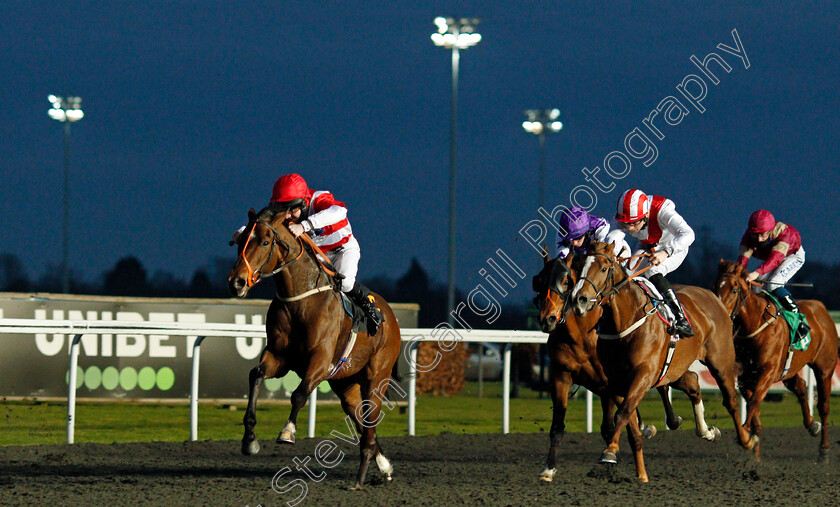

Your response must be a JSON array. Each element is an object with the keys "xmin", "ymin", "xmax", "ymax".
[
  {"xmin": 242, "ymin": 351, "xmax": 286, "ymax": 455},
  {"xmin": 241, "ymin": 364, "xmax": 264, "ymax": 455},
  {"xmin": 279, "ymin": 351, "xmax": 331, "ymax": 445},
  {"xmin": 814, "ymin": 367, "xmax": 832, "ymax": 457},
  {"xmin": 600, "ymin": 396, "xmax": 616, "ymax": 444},
  {"xmin": 540, "ymin": 371, "xmax": 572, "ymax": 482},
  {"xmin": 603, "ymin": 371, "xmax": 651, "ymax": 482},
  {"xmin": 657, "ymin": 385, "xmax": 682, "ymax": 430},
  {"xmin": 625, "ymin": 409, "xmax": 648, "ymax": 483}
]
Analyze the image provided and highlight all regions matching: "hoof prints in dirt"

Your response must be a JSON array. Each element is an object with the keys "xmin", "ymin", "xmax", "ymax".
[{"xmin": 1, "ymin": 427, "xmax": 839, "ymax": 505}]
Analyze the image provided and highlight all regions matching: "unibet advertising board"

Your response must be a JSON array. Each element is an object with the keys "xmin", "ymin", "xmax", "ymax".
[{"xmin": 0, "ymin": 293, "xmax": 418, "ymax": 400}]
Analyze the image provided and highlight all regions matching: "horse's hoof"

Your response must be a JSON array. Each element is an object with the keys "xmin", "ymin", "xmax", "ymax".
[
  {"xmin": 599, "ymin": 451, "xmax": 618, "ymax": 464},
  {"xmin": 667, "ymin": 416, "xmax": 684, "ymax": 431},
  {"xmin": 702, "ymin": 426, "xmax": 721, "ymax": 441},
  {"xmin": 643, "ymin": 424, "xmax": 657, "ymax": 439},
  {"xmin": 348, "ymin": 483, "xmax": 363, "ymax": 491},
  {"xmin": 819, "ymin": 447, "xmax": 829, "ymax": 462},
  {"xmin": 539, "ymin": 468, "xmax": 556, "ymax": 482},
  {"xmin": 241, "ymin": 439, "xmax": 260, "ymax": 455},
  {"xmin": 745, "ymin": 434, "xmax": 759, "ymax": 450},
  {"xmin": 539, "ymin": 475, "xmax": 553, "ymax": 483},
  {"xmin": 277, "ymin": 432, "xmax": 295, "ymax": 445},
  {"xmin": 808, "ymin": 421, "xmax": 822, "ymax": 437},
  {"xmin": 384, "ymin": 475, "xmax": 393, "ymax": 484}
]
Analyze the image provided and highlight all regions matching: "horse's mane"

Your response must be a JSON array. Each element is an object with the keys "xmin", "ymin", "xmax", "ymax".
[{"xmin": 255, "ymin": 205, "xmax": 279, "ymax": 223}]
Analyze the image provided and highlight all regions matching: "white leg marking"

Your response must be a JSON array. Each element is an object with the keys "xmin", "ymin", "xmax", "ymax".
[
  {"xmin": 375, "ymin": 453, "xmax": 393, "ymax": 476},
  {"xmin": 540, "ymin": 467, "xmax": 556, "ymax": 479}
]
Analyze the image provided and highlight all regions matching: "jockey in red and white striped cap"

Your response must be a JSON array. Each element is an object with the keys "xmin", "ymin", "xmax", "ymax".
[
  {"xmin": 233, "ymin": 174, "xmax": 381, "ymax": 332},
  {"xmin": 615, "ymin": 189, "xmax": 696, "ymax": 336}
]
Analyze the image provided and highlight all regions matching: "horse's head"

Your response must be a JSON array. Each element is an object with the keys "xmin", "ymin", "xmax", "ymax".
[
  {"xmin": 571, "ymin": 241, "xmax": 617, "ymax": 316},
  {"xmin": 532, "ymin": 252, "xmax": 576, "ymax": 333},
  {"xmin": 227, "ymin": 206, "xmax": 298, "ymax": 298},
  {"xmin": 714, "ymin": 259, "xmax": 750, "ymax": 319}
]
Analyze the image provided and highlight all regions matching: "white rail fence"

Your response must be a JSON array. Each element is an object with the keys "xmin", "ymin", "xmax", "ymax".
[{"xmin": 0, "ymin": 318, "xmax": 833, "ymax": 443}]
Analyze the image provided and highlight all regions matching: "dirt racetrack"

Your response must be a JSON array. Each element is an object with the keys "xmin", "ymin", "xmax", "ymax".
[{"xmin": 2, "ymin": 426, "xmax": 839, "ymax": 506}]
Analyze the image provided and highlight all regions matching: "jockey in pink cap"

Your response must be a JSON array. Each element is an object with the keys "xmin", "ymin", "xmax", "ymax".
[
  {"xmin": 555, "ymin": 206, "xmax": 630, "ymax": 260},
  {"xmin": 738, "ymin": 210, "xmax": 807, "ymax": 328},
  {"xmin": 234, "ymin": 174, "xmax": 381, "ymax": 332},
  {"xmin": 615, "ymin": 189, "xmax": 695, "ymax": 337}
]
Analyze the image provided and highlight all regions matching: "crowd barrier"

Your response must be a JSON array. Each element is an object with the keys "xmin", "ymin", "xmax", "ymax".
[{"xmin": 1, "ymin": 318, "xmax": 838, "ymax": 443}]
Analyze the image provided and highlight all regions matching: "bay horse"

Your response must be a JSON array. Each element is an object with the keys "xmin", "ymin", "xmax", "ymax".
[
  {"xmin": 534, "ymin": 251, "xmax": 728, "ymax": 482},
  {"xmin": 570, "ymin": 242, "xmax": 756, "ymax": 482},
  {"xmin": 714, "ymin": 259, "xmax": 838, "ymax": 458},
  {"xmin": 228, "ymin": 206, "xmax": 402, "ymax": 490}
]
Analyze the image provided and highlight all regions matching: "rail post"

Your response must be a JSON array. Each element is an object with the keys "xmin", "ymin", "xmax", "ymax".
[
  {"xmin": 67, "ymin": 333, "xmax": 83, "ymax": 444},
  {"xmin": 190, "ymin": 336, "xmax": 206, "ymax": 441}
]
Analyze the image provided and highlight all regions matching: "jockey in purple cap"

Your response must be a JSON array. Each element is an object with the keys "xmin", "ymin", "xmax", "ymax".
[{"xmin": 555, "ymin": 206, "xmax": 630, "ymax": 260}]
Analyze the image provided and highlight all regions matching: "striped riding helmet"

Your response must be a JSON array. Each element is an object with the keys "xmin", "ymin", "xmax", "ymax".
[{"xmin": 615, "ymin": 189, "xmax": 650, "ymax": 223}]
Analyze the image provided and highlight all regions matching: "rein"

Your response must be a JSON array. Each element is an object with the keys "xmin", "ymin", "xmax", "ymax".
[
  {"xmin": 239, "ymin": 220, "xmax": 337, "ymax": 301},
  {"xmin": 239, "ymin": 221, "xmax": 304, "ymax": 287},
  {"xmin": 720, "ymin": 274, "xmax": 780, "ymax": 337}
]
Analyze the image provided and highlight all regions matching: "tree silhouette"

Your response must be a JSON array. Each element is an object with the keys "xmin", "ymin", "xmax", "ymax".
[{"xmin": 102, "ymin": 257, "xmax": 151, "ymax": 296}]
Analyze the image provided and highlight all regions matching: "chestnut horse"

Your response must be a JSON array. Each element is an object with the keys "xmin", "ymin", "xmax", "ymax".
[
  {"xmin": 534, "ymin": 251, "xmax": 733, "ymax": 482},
  {"xmin": 533, "ymin": 252, "xmax": 686, "ymax": 483},
  {"xmin": 570, "ymin": 242, "xmax": 756, "ymax": 482},
  {"xmin": 714, "ymin": 260, "xmax": 838, "ymax": 458},
  {"xmin": 228, "ymin": 206, "xmax": 402, "ymax": 490}
]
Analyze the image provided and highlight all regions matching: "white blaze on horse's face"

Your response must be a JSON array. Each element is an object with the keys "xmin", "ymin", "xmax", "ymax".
[{"xmin": 572, "ymin": 256, "xmax": 595, "ymax": 299}]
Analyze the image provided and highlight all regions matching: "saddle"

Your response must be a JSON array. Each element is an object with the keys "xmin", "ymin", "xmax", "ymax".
[{"xmin": 340, "ymin": 292, "xmax": 383, "ymax": 336}]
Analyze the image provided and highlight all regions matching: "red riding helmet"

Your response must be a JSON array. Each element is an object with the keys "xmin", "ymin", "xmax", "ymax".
[
  {"xmin": 615, "ymin": 189, "xmax": 650, "ymax": 223},
  {"xmin": 746, "ymin": 209, "xmax": 775, "ymax": 233},
  {"xmin": 270, "ymin": 174, "xmax": 311, "ymax": 209}
]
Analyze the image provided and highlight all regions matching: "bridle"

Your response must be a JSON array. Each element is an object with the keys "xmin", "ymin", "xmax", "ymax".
[
  {"xmin": 238, "ymin": 220, "xmax": 304, "ymax": 287},
  {"xmin": 719, "ymin": 274, "xmax": 749, "ymax": 321},
  {"xmin": 576, "ymin": 250, "xmax": 655, "ymax": 307},
  {"xmin": 536, "ymin": 260, "xmax": 574, "ymax": 325}
]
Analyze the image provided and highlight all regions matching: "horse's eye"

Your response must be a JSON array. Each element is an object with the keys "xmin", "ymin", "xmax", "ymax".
[
  {"xmin": 262, "ymin": 240, "xmax": 270, "ymax": 247},
  {"xmin": 601, "ymin": 267, "xmax": 607, "ymax": 273}
]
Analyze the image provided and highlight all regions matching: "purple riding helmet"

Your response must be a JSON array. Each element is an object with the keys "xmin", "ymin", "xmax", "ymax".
[{"xmin": 558, "ymin": 206, "xmax": 592, "ymax": 242}]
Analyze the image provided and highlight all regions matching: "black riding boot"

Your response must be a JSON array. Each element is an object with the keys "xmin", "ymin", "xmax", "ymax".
[
  {"xmin": 347, "ymin": 282, "xmax": 382, "ymax": 333},
  {"xmin": 649, "ymin": 274, "xmax": 694, "ymax": 337},
  {"xmin": 774, "ymin": 289, "xmax": 811, "ymax": 335},
  {"xmin": 662, "ymin": 289, "xmax": 694, "ymax": 337}
]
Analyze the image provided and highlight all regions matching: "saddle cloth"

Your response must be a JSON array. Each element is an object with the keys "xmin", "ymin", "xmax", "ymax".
[
  {"xmin": 339, "ymin": 292, "xmax": 383, "ymax": 336},
  {"xmin": 761, "ymin": 291, "xmax": 811, "ymax": 351}
]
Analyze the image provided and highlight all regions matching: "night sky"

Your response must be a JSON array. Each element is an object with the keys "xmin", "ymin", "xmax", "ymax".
[{"xmin": 3, "ymin": 1, "xmax": 838, "ymax": 306}]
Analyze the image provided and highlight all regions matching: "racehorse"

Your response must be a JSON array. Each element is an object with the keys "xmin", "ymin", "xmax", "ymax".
[
  {"xmin": 228, "ymin": 206, "xmax": 402, "ymax": 490},
  {"xmin": 533, "ymin": 251, "xmax": 684, "ymax": 482},
  {"xmin": 570, "ymin": 242, "xmax": 756, "ymax": 482},
  {"xmin": 714, "ymin": 259, "xmax": 838, "ymax": 458},
  {"xmin": 534, "ymin": 250, "xmax": 734, "ymax": 482}
]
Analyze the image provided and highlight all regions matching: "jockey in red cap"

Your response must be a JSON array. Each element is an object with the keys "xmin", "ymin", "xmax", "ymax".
[
  {"xmin": 615, "ymin": 189, "xmax": 695, "ymax": 337},
  {"xmin": 738, "ymin": 210, "xmax": 808, "ymax": 328},
  {"xmin": 235, "ymin": 174, "xmax": 381, "ymax": 332}
]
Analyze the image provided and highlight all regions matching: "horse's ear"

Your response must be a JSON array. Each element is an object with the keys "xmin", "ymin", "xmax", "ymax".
[
  {"xmin": 541, "ymin": 244, "xmax": 551, "ymax": 264},
  {"xmin": 248, "ymin": 208, "xmax": 256, "ymax": 221},
  {"xmin": 565, "ymin": 251, "xmax": 575, "ymax": 267},
  {"xmin": 605, "ymin": 241, "xmax": 615, "ymax": 254}
]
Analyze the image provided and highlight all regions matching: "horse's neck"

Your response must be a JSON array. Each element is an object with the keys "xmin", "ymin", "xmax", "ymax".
[
  {"xmin": 740, "ymin": 290, "xmax": 774, "ymax": 330},
  {"xmin": 565, "ymin": 310, "xmax": 598, "ymax": 348},
  {"xmin": 274, "ymin": 247, "xmax": 332, "ymax": 308},
  {"xmin": 608, "ymin": 272, "xmax": 648, "ymax": 332}
]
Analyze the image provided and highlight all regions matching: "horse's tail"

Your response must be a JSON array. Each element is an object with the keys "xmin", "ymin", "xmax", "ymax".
[{"xmin": 391, "ymin": 360, "xmax": 403, "ymax": 383}]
